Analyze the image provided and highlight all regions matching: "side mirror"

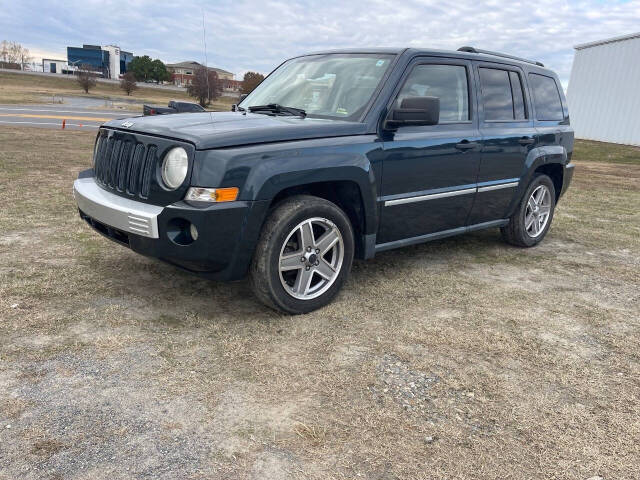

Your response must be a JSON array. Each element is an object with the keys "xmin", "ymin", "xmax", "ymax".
[{"xmin": 385, "ymin": 96, "xmax": 440, "ymax": 129}]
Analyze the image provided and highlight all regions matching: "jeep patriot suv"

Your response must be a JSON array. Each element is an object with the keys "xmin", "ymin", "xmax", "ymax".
[{"xmin": 73, "ymin": 47, "xmax": 574, "ymax": 313}]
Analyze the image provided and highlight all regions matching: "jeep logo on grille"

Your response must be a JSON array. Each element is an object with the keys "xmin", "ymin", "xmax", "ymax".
[{"xmin": 121, "ymin": 121, "xmax": 134, "ymax": 128}]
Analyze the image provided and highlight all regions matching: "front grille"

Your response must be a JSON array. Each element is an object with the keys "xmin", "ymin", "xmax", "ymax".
[{"xmin": 94, "ymin": 135, "xmax": 157, "ymax": 198}]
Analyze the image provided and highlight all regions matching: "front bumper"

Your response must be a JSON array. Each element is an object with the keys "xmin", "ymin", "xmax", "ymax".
[
  {"xmin": 74, "ymin": 176, "xmax": 163, "ymax": 238},
  {"xmin": 73, "ymin": 174, "xmax": 269, "ymax": 281}
]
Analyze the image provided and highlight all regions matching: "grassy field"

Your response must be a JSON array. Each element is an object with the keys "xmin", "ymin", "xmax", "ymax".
[
  {"xmin": 573, "ymin": 138, "xmax": 640, "ymax": 165},
  {"xmin": 0, "ymin": 71, "xmax": 236, "ymax": 111},
  {"xmin": 0, "ymin": 128, "xmax": 639, "ymax": 479}
]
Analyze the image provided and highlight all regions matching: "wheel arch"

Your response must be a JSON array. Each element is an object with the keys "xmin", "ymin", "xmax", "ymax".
[
  {"xmin": 507, "ymin": 145, "xmax": 567, "ymax": 217},
  {"xmin": 533, "ymin": 163, "xmax": 563, "ymax": 202},
  {"xmin": 267, "ymin": 178, "xmax": 374, "ymax": 259}
]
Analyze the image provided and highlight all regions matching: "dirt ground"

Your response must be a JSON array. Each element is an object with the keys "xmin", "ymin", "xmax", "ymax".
[{"xmin": 0, "ymin": 127, "xmax": 639, "ymax": 479}]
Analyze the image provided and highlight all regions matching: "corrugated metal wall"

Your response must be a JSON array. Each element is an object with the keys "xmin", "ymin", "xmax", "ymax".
[{"xmin": 567, "ymin": 35, "xmax": 640, "ymax": 146}]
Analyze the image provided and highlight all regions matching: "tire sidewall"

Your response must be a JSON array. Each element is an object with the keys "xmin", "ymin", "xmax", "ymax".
[
  {"xmin": 517, "ymin": 174, "xmax": 556, "ymax": 247},
  {"xmin": 263, "ymin": 199, "xmax": 354, "ymax": 314}
]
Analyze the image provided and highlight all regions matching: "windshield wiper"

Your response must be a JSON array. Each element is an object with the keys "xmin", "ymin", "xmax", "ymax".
[{"xmin": 248, "ymin": 104, "xmax": 306, "ymax": 118}]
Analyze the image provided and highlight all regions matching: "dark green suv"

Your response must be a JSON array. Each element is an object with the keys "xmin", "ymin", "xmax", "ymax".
[{"xmin": 73, "ymin": 47, "xmax": 574, "ymax": 313}]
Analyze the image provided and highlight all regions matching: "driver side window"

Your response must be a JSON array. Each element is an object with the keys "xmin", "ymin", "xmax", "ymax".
[{"xmin": 397, "ymin": 64, "xmax": 470, "ymax": 122}]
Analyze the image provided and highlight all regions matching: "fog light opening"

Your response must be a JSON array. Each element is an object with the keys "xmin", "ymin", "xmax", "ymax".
[{"xmin": 167, "ymin": 218, "xmax": 197, "ymax": 246}]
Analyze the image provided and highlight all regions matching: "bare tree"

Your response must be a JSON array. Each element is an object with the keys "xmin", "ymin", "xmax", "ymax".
[
  {"xmin": 119, "ymin": 71, "xmax": 138, "ymax": 95},
  {"xmin": 0, "ymin": 40, "xmax": 30, "ymax": 69},
  {"xmin": 76, "ymin": 65, "xmax": 97, "ymax": 93},
  {"xmin": 0, "ymin": 40, "xmax": 9, "ymax": 63},
  {"xmin": 187, "ymin": 66, "xmax": 222, "ymax": 107},
  {"xmin": 17, "ymin": 45, "xmax": 31, "ymax": 70}
]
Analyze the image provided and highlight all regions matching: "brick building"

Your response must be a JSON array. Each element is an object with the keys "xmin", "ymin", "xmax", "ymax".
[{"xmin": 166, "ymin": 61, "xmax": 233, "ymax": 86}]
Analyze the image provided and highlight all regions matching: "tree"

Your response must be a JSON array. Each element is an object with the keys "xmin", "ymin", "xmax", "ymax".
[
  {"xmin": 150, "ymin": 59, "xmax": 171, "ymax": 83},
  {"xmin": 120, "ymin": 71, "xmax": 138, "ymax": 95},
  {"xmin": 187, "ymin": 66, "xmax": 222, "ymax": 107},
  {"xmin": 241, "ymin": 71, "xmax": 265, "ymax": 94},
  {"xmin": 0, "ymin": 40, "xmax": 30, "ymax": 69},
  {"xmin": 129, "ymin": 55, "xmax": 153, "ymax": 81},
  {"xmin": 76, "ymin": 65, "xmax": 97, "ymax": 93},
  {"xmin": 16, "ymin": 44, "xmax": 31, "ymax": 70}
]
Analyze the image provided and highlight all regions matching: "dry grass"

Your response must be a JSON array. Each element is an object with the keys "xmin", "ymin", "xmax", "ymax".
[
  {"xmin": 573, "ymin": 138, "xmax": 640, "ymax": 164},
  {"xmin": 0, "ymin": 71, "xmax": 236, "ymax": 111},
  {"xmin": 0, "ymin": 129, "xmax": 639, "ymax": 479}
]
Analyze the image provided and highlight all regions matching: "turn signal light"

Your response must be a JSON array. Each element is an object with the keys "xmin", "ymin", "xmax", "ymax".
[{"xmin": 185, "ymin": 187, "xmax": 239, "ymax": 203}]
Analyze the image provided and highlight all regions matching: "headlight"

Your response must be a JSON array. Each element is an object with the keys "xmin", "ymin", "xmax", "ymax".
[{"xmin": 161, "ymin": 147, "xmax": 188, "ymax": 190}]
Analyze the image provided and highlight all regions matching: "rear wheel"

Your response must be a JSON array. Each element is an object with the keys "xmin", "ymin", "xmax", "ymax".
[
  {"xmin": 501, "ymin": 173, "xmax": 556, "ymax": 247},
  {"xmin": 250, "ymin": 195, "xmax": 354, "ymax": 314}
]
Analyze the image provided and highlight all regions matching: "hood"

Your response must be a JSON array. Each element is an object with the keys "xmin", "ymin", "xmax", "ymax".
[{"xmin": 103, "ymin": 111, "xmax": 369, "ymax": 150}]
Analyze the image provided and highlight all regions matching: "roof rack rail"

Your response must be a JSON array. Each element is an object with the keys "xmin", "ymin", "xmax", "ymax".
[{"xmin": 457, "ymin": 46, "xmax": 545, "ymax": 67}]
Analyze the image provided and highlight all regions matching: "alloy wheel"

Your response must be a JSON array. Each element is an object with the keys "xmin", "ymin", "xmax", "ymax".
[
  {"xmin": 525, "ymin": 184, "xmax": 551, "ymax": 238},
  {"xmin": 278, "ymin": 217, "xmax": 344, "ymax": 300}
]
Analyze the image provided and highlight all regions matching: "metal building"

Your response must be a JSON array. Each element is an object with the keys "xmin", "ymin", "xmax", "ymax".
[
  {"xmin": 42, "ymin": 58, "xmax": 68, "ymax": 74},
  {"xmin": 567, "ymin": 32, "xmax": 640, "ymax": 146}
]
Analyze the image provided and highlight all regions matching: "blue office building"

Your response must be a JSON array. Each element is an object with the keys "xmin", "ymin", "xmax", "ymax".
[
  {"xmin": 120, "ymin": 50, "xmax": 133, "ymax": 75},
  {"xmin": 67, "ymin": 44, "xmax": 133, "ymax": 79}
]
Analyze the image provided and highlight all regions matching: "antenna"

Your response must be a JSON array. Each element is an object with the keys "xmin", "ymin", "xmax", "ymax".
[{"xmin": 202, "ymin": 8, "xmax": 210, "ymax": 104}]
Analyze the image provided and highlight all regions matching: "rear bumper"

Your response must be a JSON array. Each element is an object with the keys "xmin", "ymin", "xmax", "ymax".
[
  {"xmin": 74, "ymin": 175, "xmax": 269, "ymax": 281},
  {"xmin": 560, "ymin": 162, "xmax": 575, "ymax": 198}
]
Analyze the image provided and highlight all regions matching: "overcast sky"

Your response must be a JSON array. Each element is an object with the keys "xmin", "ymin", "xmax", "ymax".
[{"xmin": 2, "ymin": 0, "xmax": 639, "ymax": 86}]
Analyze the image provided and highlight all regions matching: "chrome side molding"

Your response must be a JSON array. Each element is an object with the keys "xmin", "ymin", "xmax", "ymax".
[
  {"xmin": 384, "ymin": 179, "xmax": 519, "ymax": 207},
  {"xmin": 385, "ymin": 187, "xmax": 476, "ymax": 206},
  {"xmin": 477, "ymin": 181, "xmax": 519, "ymax": 193}
]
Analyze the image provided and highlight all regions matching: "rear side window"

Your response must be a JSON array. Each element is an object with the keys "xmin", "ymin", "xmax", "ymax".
[
  {"xmin": 529, "ymin": 73, "xmax": 563, "ymax": 121},
  {"xmin": 397, "ymin": 64, "xmax": 469, "ymax": 122},
  {"xmin": 479, "ymin": 67, "xmax": 527, "ymax": 121}
]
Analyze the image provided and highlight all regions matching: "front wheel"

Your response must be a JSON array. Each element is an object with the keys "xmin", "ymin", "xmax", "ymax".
[
  {"xmin": 250, "ymin": 195, "xmax": 354, "ymax": 314},
  {"xmin": 501, "ymin": 173, "xmax": 556, "ymax": 247}
]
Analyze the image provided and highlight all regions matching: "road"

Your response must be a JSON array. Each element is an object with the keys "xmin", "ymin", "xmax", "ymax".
[{"xmin": 0, "ymin": 104, "xmax": 138, "ymax": 130}]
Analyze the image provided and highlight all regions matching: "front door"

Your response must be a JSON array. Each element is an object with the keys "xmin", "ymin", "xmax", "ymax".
[{"xmin": 377, "ymin": 58, "xmax": 481, "ymax": 245}]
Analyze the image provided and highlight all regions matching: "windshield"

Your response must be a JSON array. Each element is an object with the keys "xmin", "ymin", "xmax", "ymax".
[{"xmin": 239, "ymin": 54, "xmax": 395, "ymax": 121}]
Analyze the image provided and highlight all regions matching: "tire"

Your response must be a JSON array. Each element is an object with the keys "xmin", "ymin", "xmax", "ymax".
[
  {"xmin": 501, "ymin": 173, "xmax": 556, "ymax": 247},
  {"xmin": 249, "ymin": 195, "xmax": 355, "ymax": 314}
]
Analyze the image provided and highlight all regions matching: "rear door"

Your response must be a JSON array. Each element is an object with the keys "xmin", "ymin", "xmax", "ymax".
[
  {"xmin": 467, "ymin": 62, "xmax": 537, "ymax": 224},
  {"xmin": 377, "ymin": 57, "xmax": 481, "ymax": 245}
]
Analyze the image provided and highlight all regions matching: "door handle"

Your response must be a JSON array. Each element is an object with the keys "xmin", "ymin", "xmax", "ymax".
[
  {"xmin": 455, "ymin": 141, "xmax": 479, "ymax": 150},
  {"xmin": 518, "ymin": 137, "xmax": 535, "ymax": 145}
]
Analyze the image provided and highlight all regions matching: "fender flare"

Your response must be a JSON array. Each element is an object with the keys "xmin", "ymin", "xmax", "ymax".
[
  {"xmin": 506, "ymin": 145, "xmax": 568, "ymax": 217},
  {"xmin": 249, "ymin": 159, "xmax": 378, "ymax": 235}
]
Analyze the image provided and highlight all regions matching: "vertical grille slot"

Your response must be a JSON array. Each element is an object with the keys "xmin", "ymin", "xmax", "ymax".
[
  {"xmin": 98, "ymin": 136, "xmax": 114, "ymax": 186},
  {"xmin": 127, "ymin": 144, "xmax": 145, "ymax": 195},
  {"xmin": 94, "ymin": 135, "xmax": 108, "ymax": 181},
  {"xmin": 139, "ymin": 145, "xmax": 157, "ymax": 198},
  {"xmin": 107, "ymin": 139, "xmax": 122, "ymax": 188},
  {"xmin": 116, "ymin": 141, "xmax": 133, "ymax": 191}
]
